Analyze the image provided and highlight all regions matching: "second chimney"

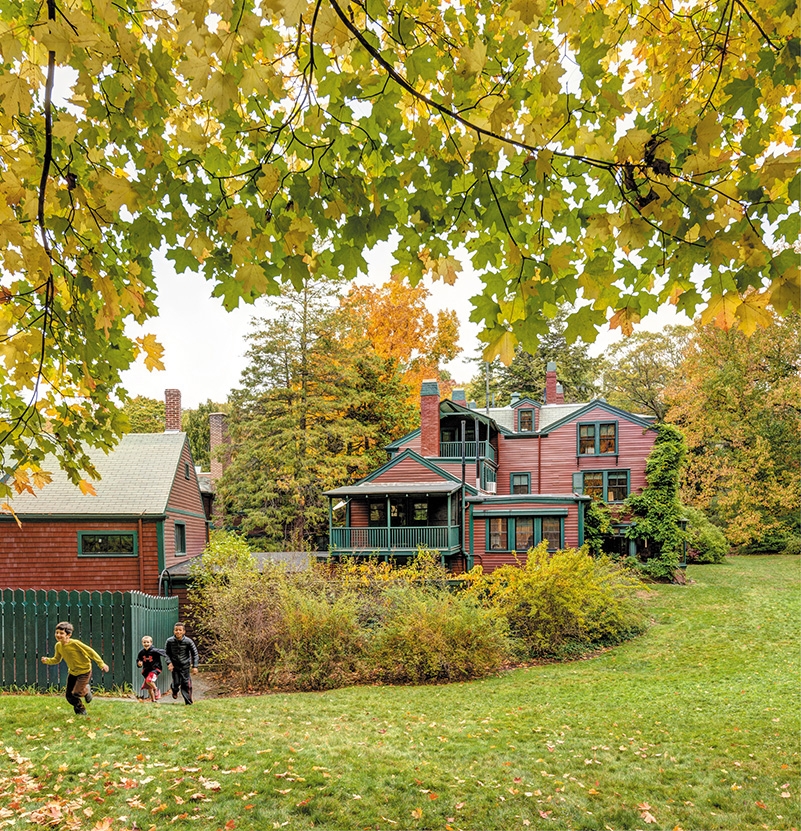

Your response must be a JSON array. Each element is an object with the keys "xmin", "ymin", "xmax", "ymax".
[
  {"xmin": 544, "ymin": 363, "xmax": 564, "ymax": 405},
  {"xmin": 420, "ymin": 380, "xmax": 441, "ymax": 457},
  {"xmin": 165, "ymin": 389, "xmax": 182, "ymax": 432}
]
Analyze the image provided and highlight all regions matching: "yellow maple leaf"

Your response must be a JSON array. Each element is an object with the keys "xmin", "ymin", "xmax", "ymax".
[
  {"xmin": 236, "ymin": 262, "xmax": 268, "ymax": 295},
  {"xmin": 137, "ymin": 333, "xmax": 165, "ymax": 372},
  {"xmin": 31, "ymin": 469, "xmax": 53, "ymax": 490},
  {"xmin": 0, "ymin": 502, "xmax": 22, "ymax": 528},
  {"xmin": 483, "ymin": 330, "xmax": 517, "ymax": 365},
  {"xmin": 701, "ymin": 293, "xmax": 740, "ymax": 330},
  {"xmin": 79, "ymin": 479, "xmax": 98, "ymax": 497},
  {"xmin": 735, "ymin": 292, "xmax": 772, "ymax": 336},
  {"xmin": 609, "ymin": 306, "xmax": 640, "ymax": 336}
]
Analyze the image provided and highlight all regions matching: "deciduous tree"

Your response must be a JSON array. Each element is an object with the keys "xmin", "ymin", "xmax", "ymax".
[
  {"xmin": 121, "ymin": 395, "xmax": 165, "ymax": 434},
  {"xmin": 341, "ymin": 281, "xmax": 460, "ymax": 404},
  {"xmin": 1, "ymin": 0, "xmax": 798, "ymax": 500},
  {"xmin": 217, "ymin": 280, "xmax": 414, "ymax": 545},
  {"xmin": 600, "ymin": 326, "xmax": 692, "ymax": 421},
  {"xmin": 666, "ymin": 313, "xmax": 800, "ymax": 550}
]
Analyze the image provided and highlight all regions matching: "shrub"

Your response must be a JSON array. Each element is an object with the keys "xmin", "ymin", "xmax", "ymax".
[
  {"xmin": 273, "ymin": 585, "xmax": 365, "ymax": 691},
  {"xmin": 681, "ymin": 505, "xmax": 729, "ymax": 563},
  {"xmin": 464, "ymin": 543, "xmax": 648, "ymax": 659},
  {"xmin": 368, "ymin": 585, "xmax": 508, "ymax": 684}
]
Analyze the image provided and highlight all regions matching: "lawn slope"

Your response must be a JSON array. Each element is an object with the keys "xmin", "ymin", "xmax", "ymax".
[{"xmin": 1, "ymin": 556, "xmax": 798, "ymax": 830}]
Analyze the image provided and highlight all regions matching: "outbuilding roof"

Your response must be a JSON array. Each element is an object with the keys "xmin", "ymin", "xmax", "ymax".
[{"xmin": 4, "ymin": 433, "xmax": 190, "ymax": 518}]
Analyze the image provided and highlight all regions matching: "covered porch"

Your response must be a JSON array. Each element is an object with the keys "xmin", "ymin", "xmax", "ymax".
[{"xmin": 325, "ymin": 481, "xmax": 464, "ymax": 559}]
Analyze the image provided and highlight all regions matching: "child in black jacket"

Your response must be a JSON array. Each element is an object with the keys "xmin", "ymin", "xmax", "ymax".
[{"xmin": 136, "ymin": 635, "xmax": 166, "ymax": 703}]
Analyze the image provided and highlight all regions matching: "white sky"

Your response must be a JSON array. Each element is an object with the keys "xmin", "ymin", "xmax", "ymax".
[{"xmin": 121, "ymin": 244, "xmax": 689, "ymax": 409}]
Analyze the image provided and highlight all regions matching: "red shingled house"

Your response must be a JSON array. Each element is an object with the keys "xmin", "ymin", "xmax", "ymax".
[
  {"xmin": 325, "ymin": 363, "xmax": 657, "ymax": 573},
  {"xmin": 0, "ymin": 390, "xmax": 209, "ymax": 596}
]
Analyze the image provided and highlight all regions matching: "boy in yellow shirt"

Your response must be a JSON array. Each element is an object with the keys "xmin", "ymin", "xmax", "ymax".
[{"xmin": 41, "ymin": 621, "xmax": 109, "ymax": 716}]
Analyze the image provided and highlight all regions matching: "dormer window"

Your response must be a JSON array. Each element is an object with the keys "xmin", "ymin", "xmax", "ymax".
[{"xmin": 518, "ymin": 409, "xmax": 534, "ymax": 432}]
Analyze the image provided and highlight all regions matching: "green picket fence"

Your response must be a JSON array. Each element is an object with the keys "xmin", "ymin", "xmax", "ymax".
[{"xmin": 0, "ymin": 589, "xmax": 179, "ymax": 694}]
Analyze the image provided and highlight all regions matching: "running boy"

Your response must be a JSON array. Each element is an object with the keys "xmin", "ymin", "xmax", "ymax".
[
  {"xmin": 41, "ymin": 621, "xmax": 108, "ymax": 716},
  {"xmin": 165, "ymin": 622, "xmax": 199, "ymax": 705},
  {"xmin": 136, "ymin": 635, "xmax": 165, "ymax": 703}
]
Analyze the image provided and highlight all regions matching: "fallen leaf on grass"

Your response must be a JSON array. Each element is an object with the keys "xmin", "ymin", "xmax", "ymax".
[
  {"xmin": 411, "ymin": 807, "xmax": 423, "ymax": 819},
  {"xmin": 755, "ymin": 801, "xmax": 767, "ymax": 809}
]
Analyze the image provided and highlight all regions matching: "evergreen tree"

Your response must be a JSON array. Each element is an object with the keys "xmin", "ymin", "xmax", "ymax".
[
  {"xmin": 182, "ymin": 400, "xmax": 229, "ymax": 470},
  {"xmin": 217, "ymin": 281, "xmax": 414, "ymax": 547},
  {"xmin": 465, "ymin": 308, "xmax": 602, "ymax": 406}
]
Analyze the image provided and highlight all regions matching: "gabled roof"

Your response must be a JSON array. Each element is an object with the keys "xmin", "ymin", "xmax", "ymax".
[
  {"xmin": 538, "ymin": 400, "xmax": 656, "ymax": 433},
  {"xmin": 4, "ymin": 433, "xmax": 191, "ymax": 517},
  {"xmin": 324, "ymin": 448, "xmax": 478, "ymax": 497}
]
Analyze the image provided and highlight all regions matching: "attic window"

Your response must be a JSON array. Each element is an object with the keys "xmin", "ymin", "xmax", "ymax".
[
  {"xmin": 184, "ymin": 462, "xmax": 191, "ymax": 480},
  {"xmin": 78, "ymin": 531, "xmax": 137, "ymax": 557},
  {"xmin": 518, "ymin": 410, "xmax": 534, "ymax": 432}
]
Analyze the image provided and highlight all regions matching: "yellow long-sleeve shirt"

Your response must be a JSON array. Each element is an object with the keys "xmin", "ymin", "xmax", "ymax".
[{"xmin": 42, "ymin": 639, "xmax": 105, "ymax": 675}]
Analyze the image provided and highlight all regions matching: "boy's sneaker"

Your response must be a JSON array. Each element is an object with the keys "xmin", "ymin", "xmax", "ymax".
[
  {"xmin": 84, "ymin": 690, "xmax": 93, "ymax": 704},
  {"xmin": 171, "ymin": 690, "xmax": 178, "ymax": 699},
  {"xmin": 75, "ymin": 708, "xmax": 88, "ymax": 716}
]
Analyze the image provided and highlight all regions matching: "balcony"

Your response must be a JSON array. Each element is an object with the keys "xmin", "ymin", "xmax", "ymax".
[
  {"xmin": 439, "ymin": 440, "xmax": 495, "ymax": 463},
  {"xmin": 330, "ymin": 525, "xmax": 461, "ymax": 554}
]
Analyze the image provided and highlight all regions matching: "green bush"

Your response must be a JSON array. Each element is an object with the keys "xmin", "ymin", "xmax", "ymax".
[
  {"xmin": 682, "ymin": 505, "xmax": 729, "ymax": 563},
  {"xmin": 273, "ymin": 585, "xmax": 365, "ymax": 691},
  {"xmin": 368, "ymin": 586, "xmax": 508, "ymax": 684},
  {"xmin": 464, "ymin": 543, "xmax": 648, "ymax": 658}
]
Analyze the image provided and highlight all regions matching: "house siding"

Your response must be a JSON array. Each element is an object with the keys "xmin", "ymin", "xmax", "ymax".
[
  {"xmin": 470, "ymin": 500, "xmax": 581, "ymax": 573},
  {"xmin": 495, "ymin": 437, "xmax": 540, "ymax": 495},
  {"xmin": 371, "ymin": 458, "xmax": 452, "ymax": 484},
  {"xmin": 0, "ymin": 518, "xmax": 162, "ymax": 594},
  {"xmin": 165, "ymin": 441, "xmax": 209, "ymax": 564},
  {"xmin": 540, "ymin": 407, "xmax": 656, "ymax": 496}
]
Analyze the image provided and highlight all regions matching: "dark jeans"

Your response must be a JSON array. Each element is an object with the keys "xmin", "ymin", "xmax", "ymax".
[
  {"xmin": 170, "ymin": 664, "xmax": 193, "ymax": 704},
  {"xmin": 66, "ymin": 672, "xmax": 91, "ymax": 713}
]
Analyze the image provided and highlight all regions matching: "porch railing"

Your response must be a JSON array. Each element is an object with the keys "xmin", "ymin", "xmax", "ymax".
[
  {"xmin": 439, "ymin": 440, "xmax": 495, "ymax": 463},
  {"xmin": 330, "ymin": 526, "xmax": 460, "ymax": 553}
]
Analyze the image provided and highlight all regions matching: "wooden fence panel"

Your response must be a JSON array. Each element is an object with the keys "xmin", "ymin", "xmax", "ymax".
[{"xmin": 0, "ymin": 590, "xmax": 178, "ymax": 692}]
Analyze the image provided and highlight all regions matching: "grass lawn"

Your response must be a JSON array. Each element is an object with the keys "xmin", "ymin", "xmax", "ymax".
[{"xmin": 1, "ymin": 556, "xmax": 798, "ymax": 831}]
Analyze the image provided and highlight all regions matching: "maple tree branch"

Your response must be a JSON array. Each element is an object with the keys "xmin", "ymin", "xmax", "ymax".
[
  {"xmin": 733, "ymin": 0, "xmax": 782, "ymax": 50},
  {"xmin": 326, "ymin": 0, "xmax": 616, "ymax": 174}
]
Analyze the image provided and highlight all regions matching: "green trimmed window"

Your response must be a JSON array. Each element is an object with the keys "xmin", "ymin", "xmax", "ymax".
[
  {"xmin": 518, "ymin": 409, "xmax": 534, "ymax": 432},
  {"xmin": 574, "ymin": 470, "xmax": 629, "ymax": 502},
  {"xmin": 486, "ymin": 516, "xmax": 564, "ymax": 552},
  {"xmin": 78, "ymin": 531, "xmax": 137, "ymax": 557},
  {"xmin": 577, "ymin": 421, "xmax": 618, "ymax": 455},
  {"xmin": 175, "ymin": 522, "xmax": 186, "ymax": 554},
  {"xmin": 510, "ymin": 472, "xmax": 530, "ymax": 494}
]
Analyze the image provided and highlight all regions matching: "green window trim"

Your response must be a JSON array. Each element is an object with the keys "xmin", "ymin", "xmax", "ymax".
[
  {"xmin": 576, "ymin": 420, "xmax": 618, "ymax": 455},
  {"xmin": 78, "ymin": 530, "xmax": 138, "ymax": 558},
  {"xmin": 518, "ymin": 409, "xmax": 535, "ymax": 432},
  {"xmin": 573, "ymin": 469, "xmax": 630, "ymax": 503},
  {"xmin": 174, "ymin": 522, "xmax": 187, "ymax": 555},
  {"xmin": 510, "ymin": 472, "xmax": 531, "ymax": 494},
  {"xmin": 485, "ymin": 516, "xmax": 564, "ymax": 552}
]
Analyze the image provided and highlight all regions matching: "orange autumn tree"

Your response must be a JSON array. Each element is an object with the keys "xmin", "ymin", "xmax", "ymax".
[{"xmin": 343, "ymin": 282, "xmax": 461, "ymax": 405}]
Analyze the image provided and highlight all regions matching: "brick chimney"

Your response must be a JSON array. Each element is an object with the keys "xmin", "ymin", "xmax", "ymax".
[
  {"xmin": 451, "ymin": 388, "xmax": 467, "ymax": 406},
  {"xmin": 165, "ymin": 389, "xmax": 181, "ymax": 431},
  {"xmin": 420, "ymin": 380, "xmax": 441, "ymax": 457},
  {"xmin": 209, "ymin": 412, "xmax": 229, "ymax": 482},
  {"xmin": 544, "ymin": 363, "xmax": 565, "ymax": 405}
]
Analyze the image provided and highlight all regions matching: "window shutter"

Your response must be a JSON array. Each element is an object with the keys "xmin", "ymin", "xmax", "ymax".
[{"xmin": 572, "ymin": 472, "xmax": 583, "ymax": 492}]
